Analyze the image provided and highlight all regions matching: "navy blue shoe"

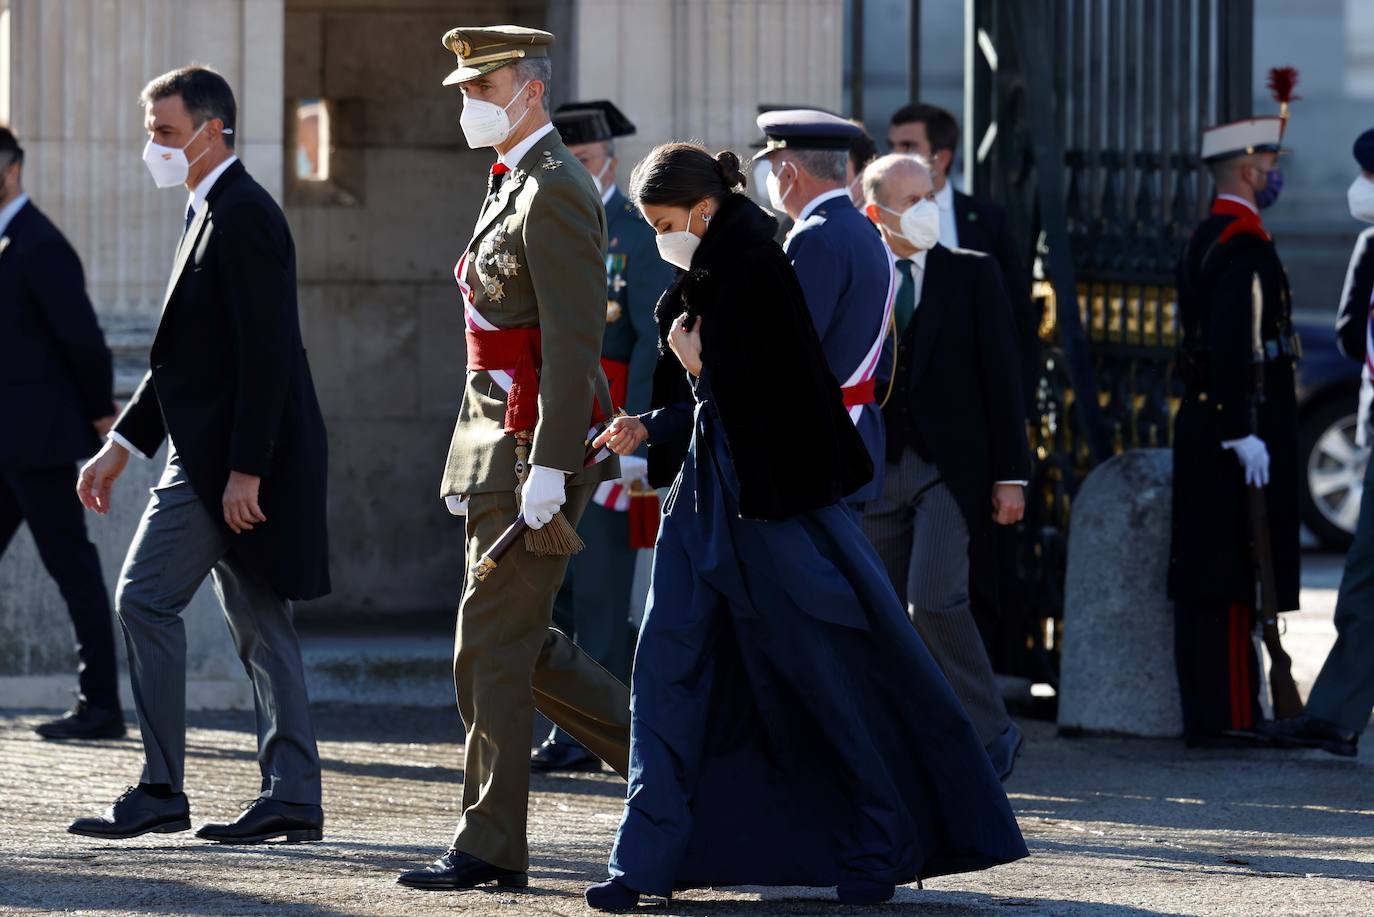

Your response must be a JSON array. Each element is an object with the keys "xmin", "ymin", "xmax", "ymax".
[
  {"xmin": 837, "ymin": 878, "xmax": 895, "ymax": 904},
  {"xmin": 585, "ymin": 877, "xmax": 643, "ymax": 911}
]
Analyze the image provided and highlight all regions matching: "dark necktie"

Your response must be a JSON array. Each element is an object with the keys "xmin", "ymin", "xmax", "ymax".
[
  {"xmin": 894, "ymin": 258, "xmax": 916, "ymax": 334},
  {"xmin": 182, "ymin": 203, "xmax": 195, "ymax": 239}
]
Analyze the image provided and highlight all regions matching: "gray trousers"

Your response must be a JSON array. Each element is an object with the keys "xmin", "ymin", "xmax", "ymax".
[
  {"xmin": 116, "ymin": 456, "xmax": 321, "ymax": 803},
  {"xmin": 861, "ymin": 447, "xmax": 1012, "ymax": 746},
  {"xmin": 1306, "ymin": 454, "xmax": 1374, "ymax": 735}
]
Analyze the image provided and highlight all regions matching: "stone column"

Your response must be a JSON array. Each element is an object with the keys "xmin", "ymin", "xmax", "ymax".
[
  {"xmin": 0, "ymin": 0, "xmax": 284, "ymax": 710},
  {"xmin": 573, "ymin": 0, "xmax": 845, "ymax": 184}
]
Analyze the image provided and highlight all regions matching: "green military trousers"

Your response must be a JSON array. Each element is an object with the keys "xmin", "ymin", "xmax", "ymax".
[{"xmin": 452, "ymin": 483, "xmax": 631, "ymax": 871}]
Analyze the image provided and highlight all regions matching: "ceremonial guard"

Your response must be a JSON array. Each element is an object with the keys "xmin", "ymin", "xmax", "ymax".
[
  {"xmin": 399, "ymin": 26, "xmax": 631, "ymax": 892},
  {"xmin": 754, "ymin": 109, "xmax": 894, "ymax": 511},
  {"xmin": 531, "ymin": 101, "xmax": 672, "ymax": 773},
  {"xmin": 1170, "ymin": 71, "xmax": 1303, "ymax": 746}
]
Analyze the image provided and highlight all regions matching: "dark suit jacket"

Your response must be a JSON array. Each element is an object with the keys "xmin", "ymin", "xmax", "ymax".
[
  {"xmin": 953, "ymin": 190, "xmax": 1040, "ymax": 413},
  {"xmin": 113, "ymin": 161, "xmax": 330, "ymax": 600},
  {"xmin": 880, "ymin": 244, "xmax": 1031, "ymax": 607},
  {"xmin": 0, "ymin": 201, "xmax": 113, "ymax": 469}
]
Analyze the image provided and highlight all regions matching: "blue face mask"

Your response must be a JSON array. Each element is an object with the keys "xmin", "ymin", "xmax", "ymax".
[{"xmin": 1255, "ymin": 167, "xmax": 1283, "ymax": 209}]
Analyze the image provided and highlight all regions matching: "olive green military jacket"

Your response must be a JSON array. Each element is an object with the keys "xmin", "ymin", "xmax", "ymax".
[{"xmin": 441, "ymin": 128, "xmax": 620, "ymax": 498}]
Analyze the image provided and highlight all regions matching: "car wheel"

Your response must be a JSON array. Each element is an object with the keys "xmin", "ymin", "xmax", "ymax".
[{"xmin": 1300, "ymin": 396, "xmax": 1367, "ymax": 551}]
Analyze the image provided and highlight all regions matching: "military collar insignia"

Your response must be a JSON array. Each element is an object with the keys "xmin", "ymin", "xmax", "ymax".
[{"xmin": 541, "ymin": 150, "xmax": 563, "ymax": 171}]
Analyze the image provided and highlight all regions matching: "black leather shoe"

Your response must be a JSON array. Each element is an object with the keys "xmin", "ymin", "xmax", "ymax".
[
  {"xmin": 530, "ymin": 739, "xmax": 599, "ymax": 773},
  {"xmin": 35, "ymin": 702, "xmax": 125, "ymax": 741},
  {"xmin": 196, "ymin": 798, "xmax": 324, "ymax": 844},
  {"xmin": 397, "ymin": 849, "xmax": 528, "ymax": 890},
  {"xmin": 1269, "ymin": 715, "xmax": 1359, "ymax": 758},
  {"xmin": 68, "ymin": 786, "xmax": 190, "ymax": 839}
]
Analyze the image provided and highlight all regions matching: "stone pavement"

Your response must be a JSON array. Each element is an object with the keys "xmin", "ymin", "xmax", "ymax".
[{"xmin": 1, "ymin": 705, "xmax": 1370, "ymax": 916}]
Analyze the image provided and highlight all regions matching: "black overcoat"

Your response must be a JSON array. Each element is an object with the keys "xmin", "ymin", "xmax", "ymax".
[
  {"xmin": 112, "ymin": 161, "xmax": 331, "ymax": 601},
  {"xmin": 0, "ymin": 201, "xmax": 113, "ymax": 469},
  {"xmin": 645, "ymin": 192, "xmax": 873, "ymax": 520},
  {"xmin": 1169, "ymin": 209, "xmax": 1300, "ymax": 611}
]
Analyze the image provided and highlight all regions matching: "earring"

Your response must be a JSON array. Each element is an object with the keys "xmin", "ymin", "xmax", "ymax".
[{"xmin": 701, "ymin": 210, "xmax": 711, "ymax": 223}]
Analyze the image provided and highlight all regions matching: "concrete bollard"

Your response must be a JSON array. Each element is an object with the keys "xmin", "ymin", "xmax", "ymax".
[{"xmin": 1058, "ymin": 448, "xmax": 1183, "ymax": 738}]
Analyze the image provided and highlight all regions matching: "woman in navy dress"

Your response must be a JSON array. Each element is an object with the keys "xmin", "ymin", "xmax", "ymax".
[{"xmin": 586, "ymin": 143, "xmax": 1027, "ymax": 909}]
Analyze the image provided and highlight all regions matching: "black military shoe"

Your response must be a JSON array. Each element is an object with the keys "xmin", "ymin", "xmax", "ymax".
[
  {"xmin": 397, "ymin": 849, "xmax": 528, "ymax": 890},
  {"xmin": 196, "ymin": 798, "xmax": 324, "ymax": 844},
  {"xmin": 35, "ymin": 702, "xmax": 125, "ymax": 741},
  {"xmin": 530, "ymin": 739, "xmax": 599, "ymax": 773},
  {"xmin": 1269, "ymin": 715, "xmax": 1359, "ymax": 758},
  {"xmin": 68, "ymin": 786, "xmax": 191, "ymax": 839}
]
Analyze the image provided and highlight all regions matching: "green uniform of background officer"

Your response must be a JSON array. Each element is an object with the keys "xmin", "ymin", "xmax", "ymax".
[
  {"xmin": 531, "ymin": 100, "xmax": 674, "ymax": 773},
  {"xmin": 398, "ymin": 25, "xmax": 630, "ymax": 893}
]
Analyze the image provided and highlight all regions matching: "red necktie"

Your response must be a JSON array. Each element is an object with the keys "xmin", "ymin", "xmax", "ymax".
[{"xmin": 488, "ymin": 162, "xmax": 510, "ymax": 197}]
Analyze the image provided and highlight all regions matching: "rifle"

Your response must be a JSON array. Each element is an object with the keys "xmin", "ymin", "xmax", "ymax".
[{"xmin": 1247, "ymin": 273, "xmax": 1303, "ymax": 720}]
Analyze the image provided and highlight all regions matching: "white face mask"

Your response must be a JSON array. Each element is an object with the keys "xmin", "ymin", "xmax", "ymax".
[
  {"xmin": 765, "ymin": 161, "xmax": 795, "ymax": 213},
  {"xmin": 592, "ymin": 157, "xmax": 612, "ymax": 194},
  {"xmin": 879, "ymin": 198, "xmax": 941, "ymax": 251},
  {"xmin": 141, "ymin": 121, "xmax": 212, "ymax": 189},
  {"xmin": 752, "ymin": 160, "xmax": 773, "ymax": 203},
  {"xmin": 655, "ymin": 209, "xmax": 702, "ymax": 271},
  {"xmin": 1350, "ymin": 175, "xmax": 1374, "ymax": 224},
  {"xmin": 459, "ymin": 81, "xmax": 531, "ymax": 149}
]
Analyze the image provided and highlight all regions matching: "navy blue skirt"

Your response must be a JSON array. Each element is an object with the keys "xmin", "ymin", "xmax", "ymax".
[{"xmin": 607, "ymin": 390, "xmax": 1028, "ymax": 896}]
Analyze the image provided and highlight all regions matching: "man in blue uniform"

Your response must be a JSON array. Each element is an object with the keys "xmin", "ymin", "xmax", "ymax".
[
  {"xmin": 754, "ymin": 109, "xmax": 893, "ymax": 511},
  {"xmin": 532, "ymin": 101, "xmax": 673, "ymax": 772}
]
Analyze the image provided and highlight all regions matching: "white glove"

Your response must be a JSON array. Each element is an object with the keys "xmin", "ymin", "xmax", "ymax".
[
  {"xmin": 617, "ymin": 454, "xmax": 649, "ymax": 483},
  {"xmin": 1222, "ymin": 435, "xmax": 1270, "ymax": 487},
  {"xmin": 444, "ymin": 495, "xmax": 469, "ymax": 516},
  {"xmin": 521, "ymin": 464, "xmax": 567, "ymax": 529}
]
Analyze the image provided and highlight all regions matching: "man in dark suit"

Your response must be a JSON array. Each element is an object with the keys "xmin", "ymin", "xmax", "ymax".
[
  {"xmin": 888, "ymin": 103, "xmax": 1038, "ymax": 409},
  {"xmin": 860, "ymin": 153, "xmax": 1030, "ymax": 780},
  {"xmin": 0, "ymin": 127, "xmax": 123, "ymax": 741},
  {"xmin": 67, "ymin": 66, "xmax": 330, "ymax": 845}
]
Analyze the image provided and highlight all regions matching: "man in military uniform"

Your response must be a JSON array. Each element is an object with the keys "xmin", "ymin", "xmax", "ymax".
[
  {"xmin": 529, "ymin": 101, "xmax": 672, "ymax": 773},
  {"xmin": 398, "ymin": 26, "xmax": 631, "ymax": 892},
  {"xmin": 754, "ymin": 110, "xmax": 894, "ymax": 513},
  {"xmin": 1170, "ymin": 112, "xmax": 1302, "ymax": 747}
]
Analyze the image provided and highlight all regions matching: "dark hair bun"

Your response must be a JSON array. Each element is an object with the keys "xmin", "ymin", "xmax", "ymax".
[{"xmin": 715, "ymin": 150, "xmax": 746, "ymax": 190}]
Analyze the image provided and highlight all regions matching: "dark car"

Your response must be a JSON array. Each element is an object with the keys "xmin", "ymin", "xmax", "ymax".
[{"xmin": 1294, "ymin": 310, "xmax": 1368, "ymax": 550}]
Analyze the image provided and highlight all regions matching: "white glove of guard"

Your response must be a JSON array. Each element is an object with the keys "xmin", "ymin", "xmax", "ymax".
[
  {"xmin": 617, "ymin": 454, "xmax": 649, "ymax": 484},
  {"xmin": 521, "ymin": 464, "xmax": 567, "ymax": 529},
  {"xmin": 444, "ymin": 495, "xmax": 469, "ymax": 516},
  {"xmin": 1222, "ymin": 434, "xmax": 1270, "ymax": 487}
]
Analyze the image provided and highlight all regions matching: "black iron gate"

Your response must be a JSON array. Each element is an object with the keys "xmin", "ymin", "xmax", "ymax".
[{"xmin": 967, "ymin": 0, "xmax": 1256, "ymax": 691}]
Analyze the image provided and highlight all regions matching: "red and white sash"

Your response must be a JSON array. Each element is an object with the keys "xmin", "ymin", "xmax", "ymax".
[{"xmin": 839, "ymin": 250, "xmax": 898, "ymax": 424}]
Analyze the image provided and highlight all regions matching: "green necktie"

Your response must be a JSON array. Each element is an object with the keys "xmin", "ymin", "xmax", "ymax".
[{"xmin": 894, "ymin": 258, "xmax": 916, "ymax": 334}]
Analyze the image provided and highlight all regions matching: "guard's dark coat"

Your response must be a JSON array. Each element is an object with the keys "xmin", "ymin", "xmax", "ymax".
[
  {"xmin": 1169, "ymin": 204, "xmax": 1300, "ymax": 611},
  {"xmin": 646, "ymin": 192, "xmax": 873, "ymax": 520},
  {"xmin": 113, "ymin": 161, "xmax": 330, "ymax": 601},
  {"xmin": 0, "ymin": 201, "xmax": 113, "ymax": 469}
]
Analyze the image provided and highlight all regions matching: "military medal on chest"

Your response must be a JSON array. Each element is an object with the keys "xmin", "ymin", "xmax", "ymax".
[
  {"xmin": 606, "ymin": 252, "xmax": 628, "ymax": 323},
  {"xmin": 475, "ymin": 226, "xmax": 521, "ymax": 302}
]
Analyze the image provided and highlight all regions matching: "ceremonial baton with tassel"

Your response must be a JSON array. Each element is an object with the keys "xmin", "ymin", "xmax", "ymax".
[
  {"xmin": 470, "ymin": 412, "xmax": 623, "ymax": 583},
  {"xmin": 1247, "ymin": 273, "xmax": 1303, "ymax": 720}
]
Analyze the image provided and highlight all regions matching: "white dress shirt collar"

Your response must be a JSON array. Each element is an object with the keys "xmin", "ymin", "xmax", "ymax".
[
  {"xmin": 798, "ymin": 187, "xmax": 853, "ymax": 222},
  {"xmin": 499, "ymin": 122, "xmax": 556, "ymax": 171},
  {"xmin": 602, "ymin": 182, "xmax": 618, "ymax": 206},
  {"xmin": 935, "ymin": 181, "xmax": 959, "ymax": 248},
  {"xmin": 0, "ymin": 192, "xmax": 30, "ymax": 238},
  {"xmin": 187, "ymin": 155, "xmax": 239, "ymax": 216},
  {"xmin": 934, "ymin": 181, "xmax": 955, "ymax": 212},
  {"xmin": 1216, "ymin": 192, "xmax": 1259, "ymax": 216}
]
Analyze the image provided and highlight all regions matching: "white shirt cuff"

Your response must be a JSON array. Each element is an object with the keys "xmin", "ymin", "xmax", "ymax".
[
  {"xmin": 445, "ymin": 495, "xmax": 469, "ymax": 516},
  {"xmin": 109, "ymin": 431, "xmax": 149, "ymax": 461},
  {"xmin": 994, "ymin": 480, "xmax": 1029, "ymax": 486}
]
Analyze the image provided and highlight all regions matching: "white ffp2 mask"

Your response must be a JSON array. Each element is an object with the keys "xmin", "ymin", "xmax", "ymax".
[
  {"xmin": 655, "ymin": 209, "xmax": 702, "ymax": 271},
  {"xmin": 765, "ymin": 161, "xmax": 795, "ymax": 213},
  {"xmin": 879, "ymin": 198, "xmax": 941, "ymax": 251},
  {"xmin": 460, "ymin": 81, "xmax": 531, "ymax": 149},
  {"xmin": 1350, "ymin": 175, "xmax": 1374, "ymax": 224},
  {"xmin": 141, "ymin": 121, "xmax": 213, "ymax": 189}
]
